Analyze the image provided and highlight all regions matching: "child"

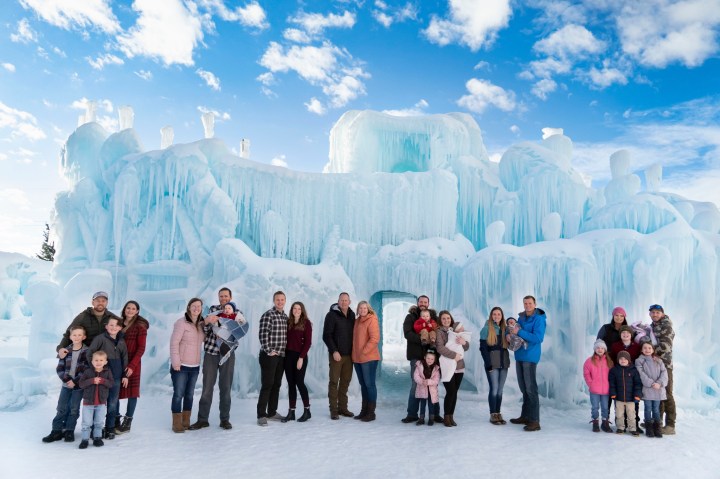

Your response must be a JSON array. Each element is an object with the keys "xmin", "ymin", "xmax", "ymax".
[
  {"xmin": 412, "ymin": 348, "xmax": 441, "ymax": 426},
  {"xmin": 610, "ymin": 325, "xmax": 641, "ymax": 363},
  {"xmin": 78, "ymin": 351, "xmax": 114, "ymax": 449},
  {"xmin": 583, "ymin": 339, "xmax": 613, "ymax": 432},
  {"xmin": 630, "ymin": 321, "xmax": 656, "ymax": 345},
  {"xmin": 635, "ymin": 341, "xmax": 668, "ymax": 438},
  {"xmin": 609, "ymin": 351, "xmax": 643, "ymax": 436},
  {"xmin": 414, "ymin": 309, "xmax": 438, "ymax": 345},
  {"xmin": 213, "ymin": 301, "xmax": 249, "ymax": 365},
  {"xmin": 505, "ymin": 317, "xmax": 526, "ymax": 352},
  {"xmin": 87, "ymin": 317, "xmax": 128, "ymax": 439},
  {"xmin": 42, "ymin": 325, "xmax": 89, "ymax": 443}
]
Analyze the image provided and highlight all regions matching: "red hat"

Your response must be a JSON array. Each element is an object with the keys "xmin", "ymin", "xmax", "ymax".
[{"xmin": 612, "ymin": 306, "xmax": 627, "ymax": 317}]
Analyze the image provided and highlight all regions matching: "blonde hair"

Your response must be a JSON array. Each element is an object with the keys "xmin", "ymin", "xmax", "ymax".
[{"xmin": 356, "ymin": 300, "xmax": 375, "ymax": 316}]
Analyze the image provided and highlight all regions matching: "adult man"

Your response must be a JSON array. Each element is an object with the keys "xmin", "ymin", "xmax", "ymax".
[
  {"xmin": 256, "ymin": 291, "xmax": 288, "ymax": 426},
  {"xmin": 322, "ymin": 292, "xmax": 356, "ymax": 420},
  {"xmin": 189, "ymin": 287, "xmax": 241, "ymax": 430},
  {"xmin": 509, "ymin": 295, "xmax": 546, "ymax": 432},
  {"xmin": 56, "ymin": 291, "xmax": 120, "ymax": 356},
  {"xmin": 649, "ymin": 304, "xmax": 676, "ymax": 435},
  {"xmin": 401, "ymin": 295, "xmax": 441, "ymax": 424}
]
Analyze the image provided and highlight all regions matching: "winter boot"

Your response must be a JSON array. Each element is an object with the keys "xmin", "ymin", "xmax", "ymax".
[
  {"xmin": 181, "ymin": 411, "xmax": 191, "ymax": 430},
  {"xmin": 117, "ymin": 416, "xmax": 133, "ymax": 434},
  {"xmin": 646, "ymin": 420, "xmax": 655, "ymax": 438},
  {"xmin": 443, "ymin": 415, "xmax": 452, "ymax": 427},
  {"xmin": 416, "ymin": 416, "xmax": 425, "ymax": 426},
  {"xmin": 42, "ymin": 430, "xmax": 64, "ymax": 443},
  {"xmin": 339, "ymin": 408, "xmax": 355, "ymax": 418},
  {"xmin": 172, "ymin": 413, "xmax": 185, "ymax": 433},
  {"xmin": 281, "ymin": 409, "xmax": 296, "ymax": 423},
  {"xmin": 361, "ymin": 402, "xmax": 376, "ymax": 422},
  {"xmin": 654, "ymin": 420, "xmax": 663, "ymax": 438},
  {"xmin": 188, "ymin": 418, "xmax": 209, "ymax": 430},
  {"xmin": 297, "ymin": 407, "xmax": 312, "ymax": 422},
  {"xmin": 662, "ymin": 424, "xmax": 675, "ymax": 435},
  {"xmin": 354, "ymin": 400, "xmax": 368, "ymax": 420},
  {"xmin": 450, "ymin": 415, "xmax": 457, "ymax": 426},
  {"xmin": 78, "ymin": 440, "xmax": 89, "ymax": 449},
  {"xmin": 601, "ymin": 419, "xmax": 613, "ymax": 433},
  {"xmin": 523, "ymin": 421, "xmax": 541, "ymax": 432},
  {"xmin": 490, "ymin": 413, "xmax": 502, "ymax": 425},
  {"xmin": 497, "ymin": 413, "xmax": 507, "ymax": 425},
  {"xmin": 510, "ymin": 416, "xmax": 530, "ymax": 425},
  {"xmin": 591, "ymin": 420, "xmax": 600, "ymax": 432},
  {"xmin": 63, "ymin": 430, "xmax": 75, "ymax": 442},
  {"xmin": 428, "ymin": 415, "xmax": 435, "ymax": 426}
]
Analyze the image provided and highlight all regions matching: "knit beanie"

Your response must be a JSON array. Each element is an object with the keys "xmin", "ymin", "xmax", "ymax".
[
  {"xmin": 619, "ymin": 325, "xmax": 633, "ymax": 335},
  {"xmin": 612, "ymin": 306, "xmax": 627, "ymax": 317},
  {"xmin": 617, "ymin": 351, "xmax": 631, "ymax": 363},
  {"xmin": 593, "ymin": 339, "xmax": 608, "ymax": 351}
]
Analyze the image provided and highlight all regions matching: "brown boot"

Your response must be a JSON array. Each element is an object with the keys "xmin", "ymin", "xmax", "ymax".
[
  {"xmin": 360, "ymin": 402, "xmax": 376, "ymax": 422},
  {"xmin": 443, "ymin": 415, "xmax": 452, "ymax": 427},
  {"xmin": 450, "ymin": 414, "xmax": 457, "ymax": 426},
  {"xmin": 523, "ymin": 421, "xmax": 541, "ymax": 432},
  {"xmin": 490, "ymin": 413, "xmax": 501, "ymax": 425},
  {"xmin": 172, "ymin": 413, "xmax": 184, "ymax": 433},
  {"xmin": 497, "ymin": 413, "xmax": 507, "ymax": 425},
  {"xmin": 181, "ymin": 411, "xmax": 191, "ymax": 430}
]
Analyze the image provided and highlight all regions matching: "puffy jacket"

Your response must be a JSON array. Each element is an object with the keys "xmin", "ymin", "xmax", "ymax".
[
  {"xmin": 583, "ymin": 354, "xmax": 611, "ymax": 395},
  {"xmin": 635, "ymin": 354, "xmax": 668, "ymax": 401},
  {"xmin": 57, "ymin": 307, "xmax": 121, "ymax": 351},
  {"xmin": 351, "ymin": 312, "xmax": 380, "ymax": 363},
  {"xmin": 596, "ymin": 320, "xmax": 627, "ymax": 351},
  {"xmin": 609, "ymin": 364, "xmax": 642, "ymax": 402},
  {"xmin": 87, "ymin": 332, "xmax": 128, "ymax": 381},
  {"xmin": 514, "ymin": 308, "xmax": 546, "ymax": 364},
  {"xmin": 170, "ymin": 317, "xmax": 205, "ymax": 370},
  {"xmin": 79, "ymin": 367, "xmax": 114, "ymax": 406},
  {"xmin": 413, "ymin": 360, "xmax": 440, "ymax": 403},
  {"xmin": 323, "ymin": 303, "xmax": 355, "ymax": 356},
  {"xmin": 479, "ymin": 323, "xmax": 511, "ymax": 371},
  {"xmin": 403, "ymin": 307, "xmax": 437, "ymax": 361}
]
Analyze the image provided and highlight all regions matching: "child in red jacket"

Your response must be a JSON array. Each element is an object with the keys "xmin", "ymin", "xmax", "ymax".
[{"xmin": 413, "ymin": 309, "xmax": 438, "ymax": 345}]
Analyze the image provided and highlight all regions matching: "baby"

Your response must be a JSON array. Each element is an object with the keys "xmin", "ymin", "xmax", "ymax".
[
  {"xmin": 414, "ymin": 310, "xmax": 438, "ymax": 345},
  {"xmin": 505, "ymin": 317, "xmax": 526, "ymax": 352}
]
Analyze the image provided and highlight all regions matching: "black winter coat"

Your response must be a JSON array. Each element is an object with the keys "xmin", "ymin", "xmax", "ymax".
[
  {"xmin": 322, "ymin": 304, "xmax": 355, "ymax": 356},
  {"xmin": 596, "ymin": 321, "xmax": 627, "ymax": 351},
  {"xmin": 609, "ymin": 364, "xmax": 643, "ymax": 402},
  {"xmin": 403, "ymin": 307, "xmax": 438, "ymax": 361},
  {"xmin": 57, "ymin": 307, "xmax": 122, "ymax": 351}
]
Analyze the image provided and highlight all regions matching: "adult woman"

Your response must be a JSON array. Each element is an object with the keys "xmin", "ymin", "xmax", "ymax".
[
  {"xmin": 596, "ymin": 307, "xmax": 628, "ymax": 351},
  {"xmin": 479, "ymin": 307, "xmax": 511, "ymax": 425},
  {"xmin": 169, "ymin": 298, "xmax": 205, "ymax": 433},
  {"xmin": 435, "ymin": 310, "xmax": 469, "ymax": 427},
  {"xmin": 116, "ymin": 300, "xmax": 150, "ymax": 434},
  {"xmin": 282, "ymin": 302, "xmax": 313, "ymax": 423},
  {"xmin": 351, "ymin": 301, "xmax": 380, "ymax": 422}
]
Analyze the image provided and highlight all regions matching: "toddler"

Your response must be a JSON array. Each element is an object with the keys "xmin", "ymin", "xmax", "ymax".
[{"xmin": 412, "ymin": 349, "xmax": 440, "ymax": 425}]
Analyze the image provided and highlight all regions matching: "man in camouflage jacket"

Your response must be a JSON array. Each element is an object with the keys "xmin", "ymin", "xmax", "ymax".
[{"xmin": 649, "ymin": 304, "xmax": 676, "ymax": 435}]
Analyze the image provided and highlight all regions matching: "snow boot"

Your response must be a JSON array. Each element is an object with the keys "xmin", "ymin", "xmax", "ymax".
[
  {"xmin": 428, "ymin": 415, "xmax": 435, "ymax": 426},
  {"xmin": 591, "ymin": 420, "xmax": 600, "ymax": 432},
  {"xmin": 339, "ymin": 408, "xmax": 355, "ymax": 418},
  {"xmin": 172, "ymin": 413, "xmax": 184, "ymax": 433},
  {"xmin": 654, "ymin": 420, "xmax": 663, "ymax": 438},
  {"xmin": 297, "ymin": 407, "xmax": 312, "ymax": 422},
  {"xmin": 354, "ymin": 401, "xmax": 368, "ymax": 420},
  {"xmin": 42, "ymin": 430, "xmax": 63, "ymax": 443},
  {"xmin": 416, "ymin": 416, "xmax": 425, "ymax": 426},
  {"xmin": 510, "ymin": 416, "xmax": 529, "ymax": 425},
  {"xmin": 361, "ymin": 402, "xmax": 376, "ymax": 422},
  {"xmin": 93, "ymin": 438, "xmax": 104, "ymax": 447},
  {"xmin": 490, "ymin": 413, "xmax": 502, "ymax": 425},
  {"xmin": 450, "ymin": 415, "xmax": 457, "ymax": 426},
  {"xmin": 281, "ymin": 409, "xmax": 296, "ymax": 423},
  {"xmin": 497, "ymin": 413, "xmax": 507, "ymax": 425},
  {"xmin": 63, "ymin": 430, "xmax": 75, "ymax": 442},
  {"xmin": 523, "ymin": 421, "xmax": 541, "ymax": 432},
  {"xmin": 601, "ymin": 419, "xmax": 613, "ymax": 433},
  {"xmin": 646, "ymin": 421, "xmax": 655, "ymax": 438},
  {"xmin": 662, "ymin": 424, "xmax": 675, "ymax": 435},
  {"xmin": 78, "ymin": 440, "xmax": 89, "ymax": 449},
  {"xmin": 181, "ymin": 411, "xmax": 191, "ymax": 430},
  {"xmin": 116, "ymin": 416, "xmax": 133, "ymax": 434}
]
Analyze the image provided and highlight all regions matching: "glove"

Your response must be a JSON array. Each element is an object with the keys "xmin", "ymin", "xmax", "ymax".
[{"xmin": 611, "ymin": 395, "xmax": 616, "ymax": 399}]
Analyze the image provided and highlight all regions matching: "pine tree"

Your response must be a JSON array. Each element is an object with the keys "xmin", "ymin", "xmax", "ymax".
[{"xmin": 37, "ymin": 223, "xmax": 55, "ymax": 262}]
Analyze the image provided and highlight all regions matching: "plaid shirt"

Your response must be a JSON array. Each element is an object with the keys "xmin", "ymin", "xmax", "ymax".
[
  {"xmin": 202, "ymin": 304, "xmax": 245, "ymax": 355},
  {"xmin": 259, "ymin": 307, "xmax": 288, "ymax": 357}
]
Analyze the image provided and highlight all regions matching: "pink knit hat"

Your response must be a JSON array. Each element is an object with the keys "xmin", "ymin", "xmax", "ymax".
[{"xmin": 612, "ymin": 306, "xmax": 627, "ymax": 317}]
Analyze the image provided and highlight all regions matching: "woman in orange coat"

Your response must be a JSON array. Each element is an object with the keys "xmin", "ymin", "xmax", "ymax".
[{"xmin": 352, "ymin": 300, "xmax": 380, "ymax": 422}]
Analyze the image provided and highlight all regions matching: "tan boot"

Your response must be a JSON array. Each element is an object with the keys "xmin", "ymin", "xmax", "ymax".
[
  {"xmin": 172, "ymin": 413, "xmax": 184, "ymax": 433},
  {"xmin": 181, "ymin": 411, "xmax": 191, "ymax": 430},
  {"xmin": 497, "ymin": 413, "xmax": 507, "ymax": 425}
]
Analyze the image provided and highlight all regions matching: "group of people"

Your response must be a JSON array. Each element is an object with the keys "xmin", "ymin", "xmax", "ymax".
[
  {"xmin": 42, "ymin": 287, "xmax": 678, "ymax": 447},
  {"xmin": 585, "ymin": 304, "xmax": 676, "ymax": 437}
]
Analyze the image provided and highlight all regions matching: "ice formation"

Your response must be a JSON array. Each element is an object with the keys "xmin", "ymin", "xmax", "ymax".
[{"xmin": 2, "ymin": 107, "xmax": 720, "ymax": 412}]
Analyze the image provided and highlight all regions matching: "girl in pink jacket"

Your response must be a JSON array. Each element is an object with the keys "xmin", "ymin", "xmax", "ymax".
[
  {"xmin": 583, "ymin": 339, "xmax": 614, "ymax": 433},
  {"xmin": 413, "ymin": 349, "xmax": 441, "ymax": 426}
]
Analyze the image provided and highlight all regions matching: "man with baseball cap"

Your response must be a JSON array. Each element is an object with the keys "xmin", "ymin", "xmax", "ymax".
[
  {"xmin": 648, "ymin": 304, "xmax": 676, "ymax": 435},
  {"xmin": 56, "ymin": 291, "xmax": 120, "ymax": 356}
]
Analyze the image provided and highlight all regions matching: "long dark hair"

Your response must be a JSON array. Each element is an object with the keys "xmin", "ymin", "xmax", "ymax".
[
  {"xmin": 185, "ymin": 297, "xmax": 204, "ymax": 330},
  {"xmin": 288, "ymin": 301, "xmax": 310, "ymax": 331},
  {"xmin": 485, "ymin": 306, "xmax": 507, "ymax": 347},
  {"xmin": 121, "ymin": 300, "xmax": 149, "ymax": 331}
]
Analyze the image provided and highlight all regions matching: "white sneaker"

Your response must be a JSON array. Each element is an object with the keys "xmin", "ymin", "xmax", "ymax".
[{"xmin": 257, "ymin": 417, "xmax": 268, "ymax": 426}]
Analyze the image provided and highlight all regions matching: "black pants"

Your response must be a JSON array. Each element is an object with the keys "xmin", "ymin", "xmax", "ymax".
[
  {"xmin": 257, "ymin": 351, "xmax": 284, "ymax": 418},
  {"xmin": 284, "ymin": 350, "xmax": 310, "ymax": 408},
  {"xmin": 443, "ymin": 372, "xmax": 463, "ymax": 415}
]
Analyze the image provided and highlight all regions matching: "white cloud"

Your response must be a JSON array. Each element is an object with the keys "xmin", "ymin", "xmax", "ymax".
[
  {"xmin": 457, "ymin": 78, "xmax": 517, "ymax": 114},
  {"xmin": 424, "ymin": 0, "xmax": 512, "ymax": 51},
  {"xmin": 383, "ymin": 99, "xmax": 430, "ymax": 117},
  {"xmin": 271, "ymin": 154, "xmax": 288, "ymax": 167},
  {"xmin": 588, "ymin": 65, "xmax": 628, "ymax": 89},
  {"xmin": 200, "ymin": 0, "xmax": 269, "ymax": 29},
  {"xmin": 510, "ymin": 124, "xmax": 520, "ymax": 134},
  {"xmin": 256, "ymin": 72, "xmax": 275, "ymax": 86},
  {"xmin": 52, "ymin": 46, "xmax": 67, "ymax": 57},
  {"xmin": 0, "ymin": 189, "xmax": 32, "ymax": 210},
  {"xmin": 10, "ymin": 19, "xmax": 37, "ymax": 43},
  {"xmin": 372, "ymin": 2, "xmax": 417, "ymax": 28},
  {"xmin": 289, "ymin": 11, "xmax": 356, "ymax": 35},
  {"xmin": 474, "ymin": 61, "xmax": 490, "ymax": 70},
  {"xmin": 2, "ymin": 63, "xmax": 16, "ymax": 73},
  {"xmin": 305, "ymin": 97, "xmax": 326, "ymax": 115},
  {"xmin": 533, "ymin": 24, "xmax": 605, "ymax": 58},
  {"xmin": 71, "ymin": 97, "xmax": 113, "ymax": 113},
  {"xmin": 531, "ymin": 78, "xmax": 558, "ymax": 100},
  {"xmin": 134, "ymin": 70, "xmax": 153, "ymax": 80},
  {"xmin": 197, "ymin": 106, "xmax": 231, "ymax": 121},
  {"xmin": 283, "ymin": 28, "xmax": 311, "ymax": 43},
  {"xmin": 18, "ymin": 0, "xmax": 120, "ymax": 33},
  {"xmin": 0, "ymin": 101, "xmax": 46, "ymax": 141},
  {"xmin": 117, "ymin": 0, "xmax": 205, "ymax": 67},
  {"xmin": 86, "ymin": 53, "xmax": 124, "ymax": 70},
  {"xmin": 196, "ymin": 68, "xmax": 221, "ymax": 91}
]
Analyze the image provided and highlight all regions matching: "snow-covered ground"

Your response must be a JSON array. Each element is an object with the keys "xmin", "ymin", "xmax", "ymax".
[{"xmin": 3, "ymin": 384, "xmax": 719, "ymax": 479}]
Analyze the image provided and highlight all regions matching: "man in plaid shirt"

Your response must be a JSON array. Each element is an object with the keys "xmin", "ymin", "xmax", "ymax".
[
  {"xmin": 189, "ymin": 287, "xmax": 239, "ymax": 430},
  {"xmin": 256, "ymin": 291, "xmax": 288, "ymax": 426}
]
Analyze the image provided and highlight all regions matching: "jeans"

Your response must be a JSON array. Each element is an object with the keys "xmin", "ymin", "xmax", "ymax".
[
  {"xmin": 123, "ymin": 397, "xmax": 138, "ymax": 418},
  {"xmin": 485, "ymin": 368, "xmax": 508, "ymax": 414},
  {"xmin": 81, "ymin": 404, "xmax": 106, "ymax": 440},
  {"xmin": 589, "ymin": 393, "xmax": 610, "ymax": 420},
  {"xmin": 644, "ymin": 399, "xmax": 661, "ymax": 422},
  {"xmin": 443, "ymin": 372, "xmax": 463, "ymax": 415},
  {"xmin": 516, "ymin": 361, "xmax": 540, "ymax": 422},
  {"xmin": 257, "ymin": 351, "xmax": 284, "ymax": 418},
  {"xmin": 354, "ymin": 361, "xmax": 378, "ymax": 403},
  {"xmin": 285, "ymin": 350, "xmax": 310, "ymax": 408},
  {"xmin": 170, "ymin": 366, "xmax": 200, "ymax": 413},
  {"xmin": 328, "ymin": 354, "xmax": 353, "ymax": 413},
  {"xmin": 51, "ymin": 387, "xmax": 83, "ymax": 431},
  {"xmin": 105, "ymin": 378, "xmax": 121, "ymax": 429},
  {"xmin": 198, "ymin": 352, "xmax": 235, "ymax": 422}
]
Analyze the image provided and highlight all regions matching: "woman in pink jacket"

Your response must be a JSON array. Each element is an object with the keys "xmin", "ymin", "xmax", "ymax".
[
  {"xmin": 169, "ymin": 298, "xmax": 205, "ymax": 433},
  {"xmin": 583, "ymin": 339, "xmax": 613, "ymax": 433}
]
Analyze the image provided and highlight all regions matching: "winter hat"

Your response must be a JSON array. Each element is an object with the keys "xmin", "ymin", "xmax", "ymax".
[
  {"xmin": 224, "ymin": 301, "xmax": 238, "ymax": 312},
  {"xmin": 593, "ymin": 339, "xmax": 608, "ymax": 351},
  {"xmin": 612, "ymin": 306, "xmax": 627, "ymax": 317},
  {"xmin": 648, "ymin": 304, "xmax": 664, "ymax": 313},
  {"xmin": 617, "ymin": 351, "xmax": 631, "ymax": 363},
  {"xmin": 619, "ymin": 325, "xmax": 633, "ymax": 335}
]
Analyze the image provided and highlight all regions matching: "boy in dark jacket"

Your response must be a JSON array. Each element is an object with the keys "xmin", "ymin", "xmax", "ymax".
[
  {"xmin": 42, "ymin": 325, "xmax": 89, "ymax": 443},
  {"xmin": 78, "ymin": 350, "xmax": 114, "ymax": 449},
  {"xmin": 87, "ymin": 317, "xmax": 129, "ymax": 439},
  {"xmin": 609, "ymin": 351, "xmax": 642, "ymax": 436}
]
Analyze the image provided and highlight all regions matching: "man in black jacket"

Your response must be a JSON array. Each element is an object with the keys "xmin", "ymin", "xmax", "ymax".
[
  {"xmin": 322, "ymin": 292, "xmax": 355, "ymax": 420},
  {"xmin": 56, "ymin": 291, "xmax": 120, "ymax": 356}
]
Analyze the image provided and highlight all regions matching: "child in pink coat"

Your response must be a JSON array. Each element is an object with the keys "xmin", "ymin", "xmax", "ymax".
[
  {"xmin": 583, "ymin": 339, "xmax": 614, "ymax": 433},
  {"xmin": 413, "ymin": 348, "xmax": 441, "ymax": 426}
]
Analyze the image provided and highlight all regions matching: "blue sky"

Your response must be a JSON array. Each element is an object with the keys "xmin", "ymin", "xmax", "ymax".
[{"xmin": 1, "ymin": 0, "xmax": 719, "ymax": 255}]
